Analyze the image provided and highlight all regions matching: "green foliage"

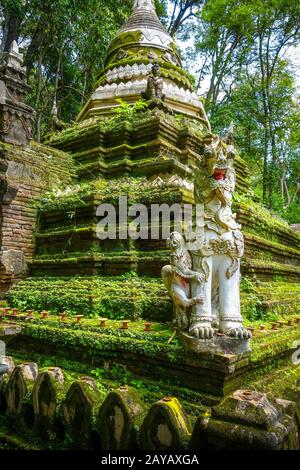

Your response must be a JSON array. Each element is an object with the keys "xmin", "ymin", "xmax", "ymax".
[
  {"xmin": 281, "ymin": 201, "xmax": 300, "ymax": 225},
  {"xmin": 211, "ymin": 62, "xmax": 300, "ymax": 219},
  {"xmin": 0, "ymin": 0, "xmax": 132, "ymax": 137},
  {"xmin": 241, "ymin": 275, "xmax": 260, "ymax": 294},
  {"xmin": 16, "ymin": 322, "xmax": 182, "ymax": 363},
  {"xmin": 7, "ymin": 276, "xmax": 172, "ymax": 320},
  {"xmin": 91, "ymin": 365, "xmax": 134, "ymax": 385},
  {"xmin": 242, "ymin": 295, "xmax": 265, "ymax": 322},
  {"xmin": 250, "ymin": 327, "xmax": 300, "ymax": 363},
  {"xmin": 102, "ymin": 99, "xmax": 150, "ymax": 132},
  {"xmin": 241, "ymin": 275, "xmax": 265, "ymax": 322},
  {"xmin": 180, "ymin": 0, "xmax": 300, "ymax": 221},
  {"xmin": 114, "ymin": 98, "xmax": 149, "ymax": 118},
  {"xmin": 34, "ymin": 174, "xmax": 184, "ymax": 213}
]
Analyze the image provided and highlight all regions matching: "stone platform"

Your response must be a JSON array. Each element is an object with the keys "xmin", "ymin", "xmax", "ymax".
[
  {"xmin": 0, "ymin": 324, "xmax": 22, "ymax": 343},
  {"xmin": 178, "ymin": 331, "xmax": 251, "ymax": 355}
]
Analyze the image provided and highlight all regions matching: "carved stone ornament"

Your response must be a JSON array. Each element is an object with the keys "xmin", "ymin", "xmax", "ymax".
[{"xmin": 0, "ymin": 41, "xmax": 35, "ymax": 146}]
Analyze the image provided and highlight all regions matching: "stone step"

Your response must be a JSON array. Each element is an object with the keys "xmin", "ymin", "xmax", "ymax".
[{"xmin": 6, "ymin": 275, "xmax": 300, "ymax": 322}]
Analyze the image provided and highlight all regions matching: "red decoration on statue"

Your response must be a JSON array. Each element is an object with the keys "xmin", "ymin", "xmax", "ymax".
[{"xmin": 213, "ymin": 169, "xmax": 226, "ymax": 180}]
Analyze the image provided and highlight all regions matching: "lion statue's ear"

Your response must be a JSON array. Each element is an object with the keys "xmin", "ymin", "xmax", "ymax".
[
  {"xmin": 227, "ymin": 144, "xmax": 236, "ymax": 160},
  {"xmin": 204, "ymin": 144, "xmax": 215, "ymax": 158},
  {"xmin": 204, "ymin": 135, "xmax": 221, "ymax": 157}
]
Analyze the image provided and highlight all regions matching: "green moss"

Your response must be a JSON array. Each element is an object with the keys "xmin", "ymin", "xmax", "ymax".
[
  {"xmin": 7, "ymin": 275, "xmax": 172, "ymax": 320},
  {"xmin": 106, "ymin": 30, "xmax": 144, "ymax": 55},
  {"xmin": 7, "ymin": 274, "xmax": 300, "ymax": 323},
  {"xmin": 33, "ymin": 176, "xmax": 187, "ymax": 212},
  {"xmin": 250, "ymin": 326, "xmax": 300, "ymax": 363},
  {"xmin": 0, "ymin": 426, "xmax": 40, "ymax": 450},
  {"xmin": 248, "ymin": 364, "xmax": 300, "ymax": 396},
  {"xmin": 45, "ymin": 118, "xmax": 101, "ymax": 147},
  {"xmin": 245, "ymin": 232, "xmax": 300, "ymax": 259},
  {"xmin": 97, "ymin": 60, "xmax": 191, "ymax": 90},
  {"xmin": 0, "ymin": 140, "xmax": 12, "ymax": 151},
  {"xmin": 8, "ymin": 350, "xmax": 213, "ymax": 413},
  {"xmin": 12, "ymin": 322, "xmax": 182, "ymax": 363},
  {"xmin": 234, "ymin": 194, "xmax": 300, "ymax": 248}
]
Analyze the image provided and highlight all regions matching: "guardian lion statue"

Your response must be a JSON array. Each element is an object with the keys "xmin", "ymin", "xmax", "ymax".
[{"xmin": 162, "ymin": 130, "xmax": 251, "ymax": 341}]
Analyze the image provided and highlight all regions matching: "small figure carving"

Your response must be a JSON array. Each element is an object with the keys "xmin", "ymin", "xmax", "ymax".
[
  {"xmin": 142, "ymin": 63, "xmax": 165, "ymax": 101},
  {"xmin": 162, "ymin": 232, "xmax": 205, "ymax": 330}
]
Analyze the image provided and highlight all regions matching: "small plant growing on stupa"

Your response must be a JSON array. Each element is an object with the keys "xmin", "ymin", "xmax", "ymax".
[
  {"xmin": 104, "ymin": 99, "xmax": 149, "ymax": 132},
  {"xmin": 115, "ymin": 98, "xmax": 149, "ymax": 118}
]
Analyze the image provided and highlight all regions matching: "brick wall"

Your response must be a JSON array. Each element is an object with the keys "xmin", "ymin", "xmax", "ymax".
[{"xmin": 0, "ymin": 141, "xmax": 76, "ymax": 294}]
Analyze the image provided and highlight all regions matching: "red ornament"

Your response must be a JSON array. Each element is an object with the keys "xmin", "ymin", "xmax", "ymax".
[{"xmin": 213, "ymin": 169, "xmax": 226, "ymax": 180}]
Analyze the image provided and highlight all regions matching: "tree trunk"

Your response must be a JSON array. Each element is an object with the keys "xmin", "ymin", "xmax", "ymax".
[
  {"xmin": 2, "ymin": 13, "xmax": 22, "ymax": 52},
  {"xmin": 262, "ymin": 126, "xmax": 269, "ymax": 205},
  {"xmin": 24, "ymin": 25, "xmax": 45, "ymax": 75}
]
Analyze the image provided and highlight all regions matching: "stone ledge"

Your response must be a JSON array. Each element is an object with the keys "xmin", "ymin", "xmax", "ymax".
[{"xmin": 178, "ymin": 331, "xmax": 251, "ymax": 355}]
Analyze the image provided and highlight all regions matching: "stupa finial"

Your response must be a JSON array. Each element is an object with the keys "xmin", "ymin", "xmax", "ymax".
[{"xmin": 133, "ymin": 0, "xmax": 156, "ymax": 10}]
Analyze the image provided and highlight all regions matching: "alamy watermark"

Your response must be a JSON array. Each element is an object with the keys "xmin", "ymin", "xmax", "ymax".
[{"xmin": 96, "ymin": 196, "xmax": 204, "ymax": 249}]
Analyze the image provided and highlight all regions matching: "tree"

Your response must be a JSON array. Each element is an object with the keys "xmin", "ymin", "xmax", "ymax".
[
  {"xmin": 0, "ymin": 0, "xmax": 26, "ymax": 52},
  {"xmin": 0, "ymin": 0, "xmax": 132, "ymax": 139},
  {"xmin": 210, "ymin": 60, "xmax": 300, "ymax": 221},
  {"xmin": 184, "ymin": 0, "xmax": 300, "ymax": 209},
  {"xmin": 168, "ymin": 0, "xmax": 204, "ymax": 36},
  {"xmin": 249, "ymin": 0, "xmax": 300, "ymax": 208}
]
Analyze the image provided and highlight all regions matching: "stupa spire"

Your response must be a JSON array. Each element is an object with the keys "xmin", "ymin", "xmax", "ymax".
[
  {"xmin": 121, "ymin": 0, "xmax": 167, "ymax": 35},
  {"xmin": 133, "ymin": 0, "xmax": 156, "ymax": 10},
  {"xmin": 77, "ymin": 0, "xmax": 210, "ymax": 130}
]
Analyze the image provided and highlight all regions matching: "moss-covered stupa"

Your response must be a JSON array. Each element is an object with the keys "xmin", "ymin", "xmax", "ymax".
[
  {"xmin": 4, "ymin": 0, "xmax": 298, "ymax": 318},
  {"xmin": 78, "ymin": 0, "xmax": 209, "ymax": 125},
  {"xmin": 0, "ymin": 0, "xmax": 300, "ymax": 451}
]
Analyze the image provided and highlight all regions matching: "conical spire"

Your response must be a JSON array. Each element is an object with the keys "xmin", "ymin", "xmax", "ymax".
[
  {"xmin": 106, "ymin": 0, "xmax": 175, "ymax": 65},
  {"xmin": 77, "ymin": 0, "xmax": 210, "ymax": 130},
  {"xmin": 0, "ymin": 41, "xmax": 35, "ymax": 145},
  {"xmin": 133, "ymin": 0, "xmax": 155, "ymax": 10},
  {"xmin": 121, "ymin": 0, "xmax": 167, "ymax": 35}
]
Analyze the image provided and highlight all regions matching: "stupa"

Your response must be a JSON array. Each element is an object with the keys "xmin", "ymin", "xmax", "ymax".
[
  {"xmin": 3, "ymin": 0, "xmax": 299, "ymax": 323},
  {"xmin": 0, "ymin": 1, "xmax": 299, "ymax": 451}
]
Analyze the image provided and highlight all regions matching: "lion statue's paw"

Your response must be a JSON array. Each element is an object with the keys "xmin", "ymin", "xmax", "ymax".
[
  {"xmin": 189, "ymin": 324, "xmax": 214, "ymax": 339},
  {"xmin": 226, "ymin": 327, "xmax": 252, "ymax": 339}
]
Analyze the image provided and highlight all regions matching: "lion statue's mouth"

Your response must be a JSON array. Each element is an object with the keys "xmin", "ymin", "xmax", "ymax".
[{"xmin": 212, "ymin": 168, "xmax": 227, "ymax": 180}]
